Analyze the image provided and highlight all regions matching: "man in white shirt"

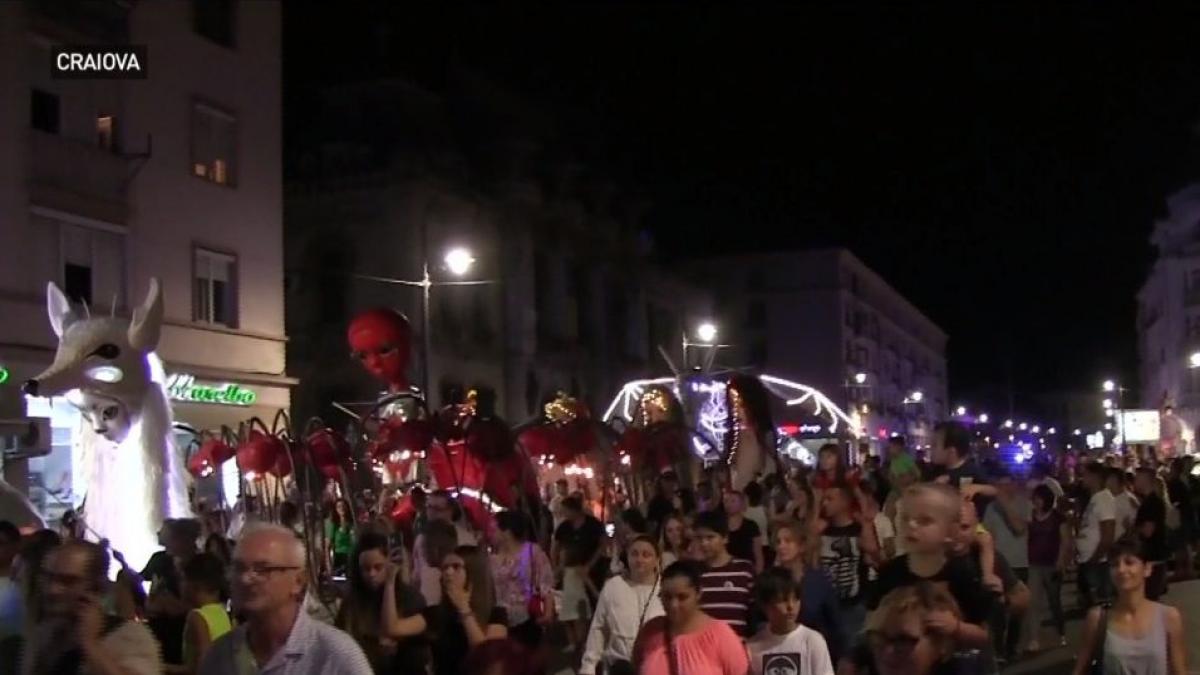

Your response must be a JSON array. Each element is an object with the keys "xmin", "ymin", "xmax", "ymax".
[
  {"xmin": 1105, "ymin": 468, "xmax": 1138, "ymax": 540},
  {"xmin": 200, "ymin": 524, "xmax": 372, "ymax": 675},
  {"xmin": 1075, "ymin": 462, "xmax": 1116, "ymax": 608},
  {"xmin": 747, "ymin": 568, "xmax": 835, "ymax": 675}
]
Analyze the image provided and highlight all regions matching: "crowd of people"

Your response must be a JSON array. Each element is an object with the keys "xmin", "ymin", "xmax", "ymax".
[{"xmin": 0, "ymin": 420, "xmax": 1195, "ymax": 675}]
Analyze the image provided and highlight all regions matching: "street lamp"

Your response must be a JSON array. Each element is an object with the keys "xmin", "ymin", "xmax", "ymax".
[
  {"xmin": 682, "ymin": 321, "xmax": 724, "ymax": 371},
  {"xmin": 443, "ymin": 247, "xmax": 476, "ymax": 276},
  {"xmin": 854, "ymin": 372, "xmax": 868, "ymax": 385},
  {"xmin": 978, "ymin": 413, "xmax": 989, "ymax": 423},
  {"xmin": 696, "ymin": 322, "xmax": 718, "ymax": 344},
  {"xmin": 955, "ymin": 405, "xmax": 966, "ymax": 416},
  {"xmin": 1103, "ymin": 380, "xmax": 1116, "ymax": 392}
]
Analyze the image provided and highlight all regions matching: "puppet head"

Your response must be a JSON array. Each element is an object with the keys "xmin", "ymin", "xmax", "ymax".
[
  {"xmin": 23, "ymin": 279, "xmax": 163, "ymax": 406},
  {"xmin": 347, "ymin": 308, "xmax": 412, "ymax": 391}
]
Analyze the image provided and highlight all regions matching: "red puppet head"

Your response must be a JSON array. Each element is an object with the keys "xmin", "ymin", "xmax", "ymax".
[{"xmin": 347, "ymin": 308, "xmax": 412, "ymax": 391}]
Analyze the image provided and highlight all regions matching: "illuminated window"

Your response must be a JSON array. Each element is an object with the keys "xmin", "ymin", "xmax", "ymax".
[
  {"xmin": 190, "ymin": 101, "xmax": 236, "ymax": 186},
  {"xmin": 193, "ymin": 247, "xmax": 237, "ymax": 327}
]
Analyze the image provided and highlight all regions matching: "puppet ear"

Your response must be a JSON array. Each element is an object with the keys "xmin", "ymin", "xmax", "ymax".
[
  {"xmin": 47, "ymin": 282, "xmax": 79, "ymax": 338},
  {"xmin": 128, "ymin": 278, "xmax": 163, "ymax": 351}
]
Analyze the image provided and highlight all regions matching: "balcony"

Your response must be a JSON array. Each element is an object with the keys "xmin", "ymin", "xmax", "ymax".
[
  {"xmin": 28, "ymin": 130, "xmax": 131, "ymax": 222},
  {"xmin": 25, "ymin": 0, "xmax": 131, "ymax": 43}
]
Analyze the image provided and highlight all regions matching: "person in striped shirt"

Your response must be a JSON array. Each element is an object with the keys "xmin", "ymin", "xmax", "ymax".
[{"xmin": 693, "ymin": 510, "xmax": 756, "ymax": 637}]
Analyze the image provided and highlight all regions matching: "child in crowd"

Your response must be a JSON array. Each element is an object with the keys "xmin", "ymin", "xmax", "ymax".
[
  {"xmin": 869, "ymin": 484, "xmax": 992, "ymax": 651},
  {"xmin": 170, "ymin": 553, "xmax": 231, "ymax": 675},
  {"xmin": 693, "ymin": 510, "xmax": 756, "ymax": 637},
  {"xmin": 746, "ymin": 568, "xmax": 835, "ymax": 675}
]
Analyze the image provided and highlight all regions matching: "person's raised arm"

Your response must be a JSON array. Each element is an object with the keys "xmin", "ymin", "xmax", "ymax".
[{"xmin": 380, "ymin": 567, "xmax": 426, "ymax": 639}]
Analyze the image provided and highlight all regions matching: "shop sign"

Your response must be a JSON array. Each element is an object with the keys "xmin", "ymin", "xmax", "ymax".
[{"xmin": 166, "ymin": 373, "xmax": 257, "ymax": 406}]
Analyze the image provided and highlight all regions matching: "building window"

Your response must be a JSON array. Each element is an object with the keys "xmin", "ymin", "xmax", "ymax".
[
  {"xmin": 193, "ymin": 248, "xmax": 237, "ymax": 327},
  {"xmin": 191, "ymin": 101, "xmax": 237, "ymax": 186},
  {"xmin": 193, "ymin": 0, "xmax": 235, "ymax": 47},
  {"xmin": 31, "ymin": 89, "xmax": 60, "ymax": 134},
  {"xmin": 96, "ymin": 115, "xmax": 116, "ymax": 151},
  {"xmin": 60, "ymin": 224, "xmax": 126, "ymax": 308}
]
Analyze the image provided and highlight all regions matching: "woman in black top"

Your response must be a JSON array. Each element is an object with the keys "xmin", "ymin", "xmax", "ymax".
[
  {"xmin": 424, "ymin": 545, "xmax": 509, "ymax": 674},
  {"xmin": 335, "ymin": 532, "xmax": 429, "ymax": 674}
]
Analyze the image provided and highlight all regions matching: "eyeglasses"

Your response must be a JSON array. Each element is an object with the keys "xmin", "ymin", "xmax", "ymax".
[
  {"xmin": 867, "ymin": 630, "xmax": 921, "ymax": 653},
  {"xmin": 229, "ymin": 562, "xmax": 301, "ymax": 581}
]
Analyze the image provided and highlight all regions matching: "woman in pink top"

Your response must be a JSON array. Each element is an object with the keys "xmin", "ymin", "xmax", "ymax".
[{"xmin": 634, "ymin": 559, "xmax": 749, "ymax": 675}]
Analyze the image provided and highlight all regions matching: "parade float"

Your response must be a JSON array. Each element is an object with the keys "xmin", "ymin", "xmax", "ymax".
[
  {"xmin": 603, "ymin": 371, "xmax": 864, "ymax": 489},
  {"xmin": 21, "ymin": 279, "xmax": 192, "ymax": 570}
]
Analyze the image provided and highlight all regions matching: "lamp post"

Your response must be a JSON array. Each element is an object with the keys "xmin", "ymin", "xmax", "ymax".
[{"xmin": 682, "ymin": 321, "xmax": 723, "ymax": 371}]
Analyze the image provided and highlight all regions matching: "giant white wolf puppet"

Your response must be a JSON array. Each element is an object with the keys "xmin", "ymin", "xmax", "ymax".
[{"xmin": 22, "ymin": 279, "xmax": 191, "ymax": 570}]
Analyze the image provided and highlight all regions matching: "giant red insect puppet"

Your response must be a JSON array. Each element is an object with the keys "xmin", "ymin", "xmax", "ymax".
[
  {"xmin": 614, "ymin": 385, "xmax": 695, "ymax": 502},
  {"xmin": 346, "ymin": 308, "xmax": 538, "ymax": 533}
]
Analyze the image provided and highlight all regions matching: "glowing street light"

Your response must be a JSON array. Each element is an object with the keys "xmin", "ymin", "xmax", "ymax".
[
  {"xmin": 443, "ymin": 247, "xmax": 476, "ymax": 276},
  {"xmin": 696, "ymin": 322, "xmax": 718, "ymax": 344},
  {"xmin": 909, "ymin": 391, "xmax": 924, "ymax": 403},
  {"xmin": 978, "ymin": 413, "xmax": 989, "ymax": 423},
  {"xmin": 854, "ymin": 372, "xmax": 868, "ymax": 385},
  {"xmin": 955, "ymin": 405, "xmax": 966, "ymax": 416},
  {"xmin": 1102, "ymin": 380, "xmax": 1116, "ymax": 392}
]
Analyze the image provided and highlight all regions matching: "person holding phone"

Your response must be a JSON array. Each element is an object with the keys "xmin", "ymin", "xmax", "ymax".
[{"xmin": 21, "ymin": 540, "xmax": 162, "ymax": 675}]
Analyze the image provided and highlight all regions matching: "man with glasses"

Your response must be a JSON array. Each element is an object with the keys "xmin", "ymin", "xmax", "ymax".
[
  {"xmin": 23, "ymin": 539, "xmax": 161, "ymax": 675},
  {"xmin": 199, "ymin": 523, "xmax": 371, "ymax": 675}
]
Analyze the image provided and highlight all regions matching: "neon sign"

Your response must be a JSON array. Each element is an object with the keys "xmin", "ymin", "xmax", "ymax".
[
  {"xmin": 166, "ymin": 373, "xmax": 257, "ymax": 406},
  {"xmin": 0, "ymin": 365, "xmax": 9, "ymax": 385}
]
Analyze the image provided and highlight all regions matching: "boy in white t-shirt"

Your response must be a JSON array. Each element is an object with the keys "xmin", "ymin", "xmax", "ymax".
[{"xmin": 747, "ymin": 568, "xmax": 835, "ymax": 675}]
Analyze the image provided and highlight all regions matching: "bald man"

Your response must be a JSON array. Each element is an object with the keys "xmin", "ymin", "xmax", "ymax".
[{"xmin": 199, "ymin": 524, "xmax": 371, "ymax": 675}]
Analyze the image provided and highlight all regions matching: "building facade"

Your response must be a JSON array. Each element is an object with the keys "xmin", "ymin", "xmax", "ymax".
[
  {"xmin": 683, "ymin": 248, "xmax": 948, "ymax": 449},
  {"xmin": 1138, "ymin": 183, "xmax": 1200, "ymax": 428},
  {"xmin": 0, "ymin": 0, "xmax": 288, "ymax": 517},
  {"xmin": 285, "ymin": 76, "xmax": 710, "ymax": 426}
]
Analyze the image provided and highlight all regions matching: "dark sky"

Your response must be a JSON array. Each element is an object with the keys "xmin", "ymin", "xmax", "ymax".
[{"xmin": 285, "ymin": 4, "xmax": 1200, "ymax": 416}]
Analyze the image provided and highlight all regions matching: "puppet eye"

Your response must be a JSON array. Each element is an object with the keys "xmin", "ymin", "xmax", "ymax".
[{"xmin": 90, "ymin": 343, "xmax": 120, "ymax": 360}]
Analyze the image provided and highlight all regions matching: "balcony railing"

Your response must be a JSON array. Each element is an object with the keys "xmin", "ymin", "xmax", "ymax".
[{"xmin": 29, "ymin": 130, "xmax": 131, "ymax": 213}]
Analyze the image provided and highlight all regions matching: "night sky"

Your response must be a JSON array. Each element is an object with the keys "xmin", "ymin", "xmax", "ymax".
[{"xmin": 285, "ymin": 4, "xmax": 1200, "ymax": 417}]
